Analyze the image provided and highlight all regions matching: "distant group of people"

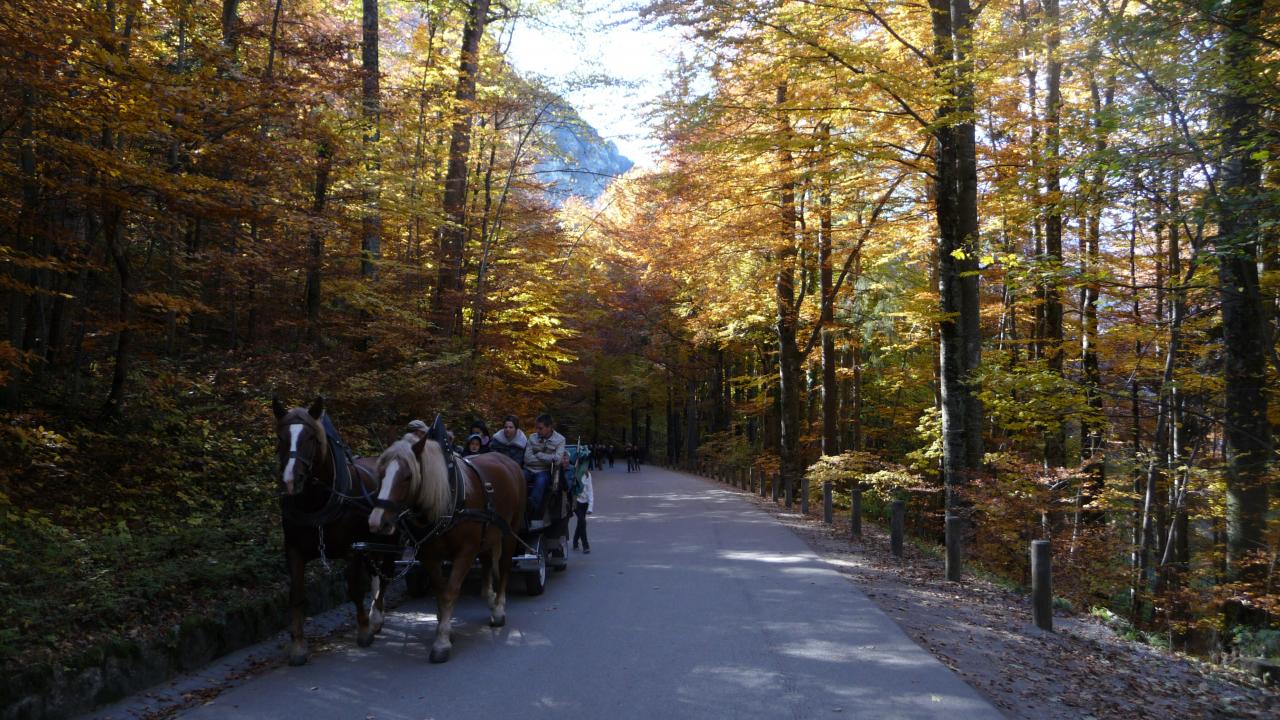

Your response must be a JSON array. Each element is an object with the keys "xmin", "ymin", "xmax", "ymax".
[{"xmin": 577, "ymin": 442, "xmax": 644, "ymax": 473}]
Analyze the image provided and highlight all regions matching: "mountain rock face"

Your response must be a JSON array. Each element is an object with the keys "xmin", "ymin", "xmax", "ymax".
[{"xmin": 536, "ymin": 103, "xmax": 632, "ymax": 205}]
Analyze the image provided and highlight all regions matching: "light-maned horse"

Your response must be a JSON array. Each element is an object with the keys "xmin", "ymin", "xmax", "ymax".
[
  {"xmin": 272, "ymin": 396, "xmax": 394, "ymax": 665},
  {"xmin": 369, "ymin": 434, "xmax": 525, "ymax": 663}
]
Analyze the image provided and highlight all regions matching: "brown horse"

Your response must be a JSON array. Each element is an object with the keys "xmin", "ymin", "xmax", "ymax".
[
  {"xmin": 272, "ymin": 396, "xmax": 394, "ymax": 665},
  {"xmin": 368, "ymin": 433, "xmax": 525, "ymax": 663}
]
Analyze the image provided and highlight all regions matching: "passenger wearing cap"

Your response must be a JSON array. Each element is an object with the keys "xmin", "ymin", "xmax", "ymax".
[{"xmin": 406, "ymin": 419, "xmax": 430, "ymax": 439}]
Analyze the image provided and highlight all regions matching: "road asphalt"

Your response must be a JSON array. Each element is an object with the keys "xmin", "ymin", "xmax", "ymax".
[{"xmin": 87, "ymin": 463, "xmax": 1000, "ymax": 720}]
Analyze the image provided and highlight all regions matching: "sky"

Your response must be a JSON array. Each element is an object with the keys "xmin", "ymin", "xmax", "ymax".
[{"xmin": 505, "ymin": 3, "xmax": 684, "ymax": 168}]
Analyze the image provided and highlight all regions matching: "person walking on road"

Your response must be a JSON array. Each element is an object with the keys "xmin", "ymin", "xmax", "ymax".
[{"xmin": 572, "ymin": 466, "xmax": 594, "ymax": 553}]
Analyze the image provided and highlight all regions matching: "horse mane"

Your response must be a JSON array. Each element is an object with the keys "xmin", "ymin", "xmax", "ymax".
[
  {"xmin": 413, "ymin": 437, "xmax": 453, "ymax": 520},
  {"xmin": 379, "ymin": 434, "xmax": 451, "ymax": 522}
]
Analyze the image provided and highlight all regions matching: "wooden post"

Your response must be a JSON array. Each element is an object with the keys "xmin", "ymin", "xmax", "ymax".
[
  {"xmin": 945, "ymin": 515, "xmax": 962, "ymax": 581},
  {"xmin": 1032, "ymin": 540, "xmax": 1053, "ymax": 631},
  {"xmin": 850, "ymin": 485, "xmax": 862, "ymax": 540},
  {"xmin": 823, "ymin": 480, "xmax": 833, "ymax": 524},
  {"xmin": 772, "ymin": 472, "xmax": 780, "ymax": 503},
  {"xmin": 890, "ymin": 500, "xmax": 904, "ymax": 557},
  {"xmin": 800, "ymin": 477, "xmax": 809, "ymax": 515},
  {"xmin": 784, "ymin": 475, "xmax": 793, "ymax": 510},
  {"xmin": 759, "ymin": 469, "xmax": 767, "ymax": 497}
]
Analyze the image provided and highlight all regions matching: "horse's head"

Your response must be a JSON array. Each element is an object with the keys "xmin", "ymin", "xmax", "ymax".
[
  {"xmin": 272, "ymin": 396, "xmax": 328, "ymax": 496},
  {"xmin": 369, "ymin": 434, "xmax": 426, "ymax": 535}
]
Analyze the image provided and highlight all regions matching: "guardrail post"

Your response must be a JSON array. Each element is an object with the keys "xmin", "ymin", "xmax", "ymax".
[
  {"xmin": 890, "ymin": 500, "xmax": 905, "ymax": 557},
  {"xmin": 771, "ymin": 473, "xmax": 780, "ymax": 503},
  {"xmin": 784, "ymin": 475, "xmax": 793, "ymax": 510},
  {"xmin": 800, "ymin": 477, "xmax": 809, "ymax": 514},
  {"xmin": 850, "ymin": 485, "xmax": 862, "ymax": 540},
  {"xmin": 822, "ymin": 480, "xmax": 833, "ymax": 524},
  {"xmin": 945, "ymin": 515, "xmax": 962, "ymax": 581},
  {"xmin": 1032, "ymin": 540, "xmax": 1053, "ymax": 631}
]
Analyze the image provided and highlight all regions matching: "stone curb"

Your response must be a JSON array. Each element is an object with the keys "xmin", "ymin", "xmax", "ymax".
[{"xmin": 1, "ymin": 572, "xmax": 347, "ymax": 720}]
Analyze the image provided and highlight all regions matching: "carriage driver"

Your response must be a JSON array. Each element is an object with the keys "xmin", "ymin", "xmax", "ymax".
[{"xmin": 523, "ymin": 413, "xmax": 567, "ymax": 529}]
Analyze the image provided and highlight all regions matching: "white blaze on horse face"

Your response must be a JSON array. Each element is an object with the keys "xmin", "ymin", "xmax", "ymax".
[
  {"xmin": 369, "ymin": 460, "xmax": 399, "ymax": 533},
  {"xmin": 282, "ymin": 424, "xmax": 304, "ymax": 494}
]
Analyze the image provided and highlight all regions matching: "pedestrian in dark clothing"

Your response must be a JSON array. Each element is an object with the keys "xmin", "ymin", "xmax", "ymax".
[{"xmin": 607, "ymin": 444, "xmax": 615, "ymax": 468}]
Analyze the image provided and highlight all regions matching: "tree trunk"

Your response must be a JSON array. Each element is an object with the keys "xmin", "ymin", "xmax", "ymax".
[
  {"xmin": 774, "ymin": 83, "xmax": 804, "ymax": 493},
  {"xmin": 1041, "ymin": 0, "xmax": 1066, "ymax": 467},
  {"xmin": 930, "ymin": 0, "xmax": 984, "ymax": 515},
  {"xmin": 220, "ymin": 0, "xmax": 240, "ymax": 51},
  {"xmin": 433, "ymin": 0, "xmax": 491, "ymax": 333},
  {"xmin": 102, "ymin": 205, "xmax": 131, "ymax": 418},
  {"xmin": 1080, "ymin": 57, "xmax": 1113, "ymax": 522},
  {"xmin": 305, "ymin": 142, "xmax": 332, "ymax": 337},
  {"xmin": 360, "ymin": 0, "xmax": 381, "ymax": 278},
  {"xmin": 818, "ymin": 124, "xmax": 838, "ymax": 456},
  {"xmin": 1215, "ymin": 0, "xmax": 1270, "ymax": 581}
]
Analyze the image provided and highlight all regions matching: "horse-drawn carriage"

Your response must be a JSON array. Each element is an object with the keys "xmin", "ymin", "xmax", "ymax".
[
  {"xmin": 273, "ymin": 402, "xmax": 587, "ymax": 664},
  {"xmin": 511, "ymin": 442, "xmax": 589, "ymax": 595}
]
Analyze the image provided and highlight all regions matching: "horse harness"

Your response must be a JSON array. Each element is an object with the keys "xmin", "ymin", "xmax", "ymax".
[
  {"xmin": 280, "ymin": 416, "xmax": 379, "ymax": 528},
  {"xmin": 393, "ymin": 452, "xmax": 519, "ymax": 548}
]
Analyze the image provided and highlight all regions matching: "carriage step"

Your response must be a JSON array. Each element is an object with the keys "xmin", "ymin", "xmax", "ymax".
[{"xmin": 351, "ymin": 542, "xmax": 403, "ymax": 555}]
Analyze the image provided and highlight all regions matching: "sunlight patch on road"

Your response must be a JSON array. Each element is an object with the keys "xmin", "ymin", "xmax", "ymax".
[
  {"xmin": 719, "ymin": 550, "xmax": 813, "ymax": 564},
  {"xmin": 501, "ymin": 629, "xmax": 553, "ymax": 648},
  {"xmin": 684, "ymin": 664, "xmax": 783, "ymax": 691},
  {"xmin": 776, "ymin": 637, "xmax": 936, "ymax": 668}
]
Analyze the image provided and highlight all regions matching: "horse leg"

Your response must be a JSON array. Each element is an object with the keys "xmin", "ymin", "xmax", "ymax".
[
  {"xmin": 480, "ymin": 540, "xmax": 497, "ymax": 618},
  {"xmin": 429, "ymin": 547, "xmax": 473, "ymax": 663},
  {"xmin": 492, "ymin": 534, "xmax": 515, "ymax": 628},
  {"xmin": 369, "ymin": 557, "xmax": 392, "ymax": 635},
  {"xmin": 286, "ymin": 546, "xmax": 310, "ymax": 666},
  {"xmin": 350, "ymin": 558, "xmax": 374, "ymax": 648}
]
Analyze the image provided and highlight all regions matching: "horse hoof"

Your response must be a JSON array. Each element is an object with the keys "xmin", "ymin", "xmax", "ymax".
[
  {"xmin": 357, "ymin": 632, "xmax": 374, "ymax": 648},
  {"xmin": 489, "ymin": 615, "xmax": 506, "ymax": 628},
  {"xmin": 429, "ymin": 646, "xmax": 451, "ymax": 664}
]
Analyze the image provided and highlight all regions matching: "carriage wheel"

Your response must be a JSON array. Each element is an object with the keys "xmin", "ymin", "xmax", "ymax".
[{"xmin": 524, "ymin": 548, "xmax": 548, "ymax": 596}]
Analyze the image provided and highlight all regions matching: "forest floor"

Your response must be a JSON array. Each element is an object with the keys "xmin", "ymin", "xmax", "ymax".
[{"xmin": 741, "ymin": 490, "xmax": 1279, "ymax": 719}]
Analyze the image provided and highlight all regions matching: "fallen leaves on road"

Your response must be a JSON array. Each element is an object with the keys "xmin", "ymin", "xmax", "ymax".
[{"xmin": 745, "ymin": 493, "xmax": 1280, "ymax": 720}]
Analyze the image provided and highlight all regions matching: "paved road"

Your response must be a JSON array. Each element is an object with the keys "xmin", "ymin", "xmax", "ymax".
[{"xmin": 92, "ymin": 464, "xmax": 999, "ymax": 720}]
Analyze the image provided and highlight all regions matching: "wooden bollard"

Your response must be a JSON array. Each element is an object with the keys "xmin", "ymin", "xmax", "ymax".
[
  {"xmin": 822, "ymin": 480, "xmax": 833, "ymax": 524},
  {"xmin": 890, "ymin": 500, "xmax": 905, "ymax": 557},
  {"xmin": 759, "ymin": 469, "xmax": 767, "ymax": 497},
  {"xmin": 1032, "ymin": 540, "xmax": 1053, "ymax": 631},
  {"xmin": 850, "ymin": 486, "xmax": 862, "ymax": 540},
  {"xmin": 800, "ymin": 477, "xmax": 809, "ymax": 514},
  {"xmin": 771, "ymin": 473, "xmax": 780, "ymax": 503},
  {"xmin": 784, "ymin": 475, "xmax": 793, "ymax": 510},
  {"xmin": 945, "ymin": 515, "xmax": 962, "ymax": 581},
  {"xmin": 738, "ymin": 467, "xmax": 745, "ymax": 490}
]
